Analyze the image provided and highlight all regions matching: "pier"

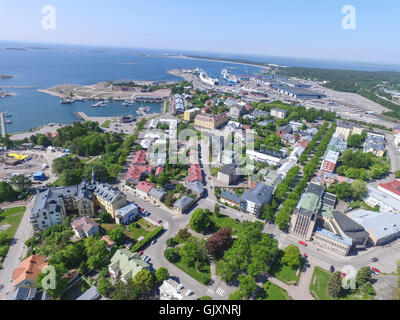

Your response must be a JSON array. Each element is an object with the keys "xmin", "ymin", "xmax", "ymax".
[{"xmin": 0, "ymin": 112, "xmax": 6, "ymax": 137}]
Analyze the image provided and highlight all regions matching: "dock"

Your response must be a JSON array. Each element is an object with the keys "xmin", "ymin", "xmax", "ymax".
[{"xmin": 0, "ymin": 112, "xmax": 6, "ymax": 137}]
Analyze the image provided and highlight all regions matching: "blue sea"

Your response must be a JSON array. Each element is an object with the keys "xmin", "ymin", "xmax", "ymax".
[{"xmin": 0, "ymin": 41, "xmax": 399, "ymax": 134}]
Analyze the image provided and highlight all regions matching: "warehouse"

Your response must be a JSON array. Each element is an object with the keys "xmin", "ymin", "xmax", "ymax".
[{"xmin": 271, "ymin": 85, "xmax": 327, "ymax": 99}]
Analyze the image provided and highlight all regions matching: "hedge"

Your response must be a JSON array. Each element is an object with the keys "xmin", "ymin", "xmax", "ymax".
[{"xmin": 131, "ymin": 226, "xmax": 164, "ymax": 252}]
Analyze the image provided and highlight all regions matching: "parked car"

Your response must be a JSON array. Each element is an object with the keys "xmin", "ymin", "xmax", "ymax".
[
  {"xmin": 144, "ymin": 257, "xmax": 151, "ymax": 263},
  {"xmin": 298, "ymin": 241, "xmax": 307, "ymax": 247},
  {"xmin": 138, "ymin": 251, "xmax": 144, "ymax": 256},
  {"xmin": 371, "ymin": 257, "xmax": 378, "ymax": 262},
  {"xmin": 158, "ymin": 219, "xmax": 162, "ymax": 224},
  {"xmin": 341, "ymin": 272, "xmax": 346, "ymax": 278},
  {"xmin": 371, "ymin": 267, "xmax": 381, "ymax": 273},
  {"xmin": 151, "ymin": 240, "xmax": 156, "ymax": 245},
  {"xmin": 142, "ymin": 255, "xmax": 149, "ymax": 261},
  {"xmin": 330, "ymin": 265, "xmax": 335, "ymax": 272},
  {"xmin": 303, "ymin": 253, "xmax": 308, "ymax": 259}
]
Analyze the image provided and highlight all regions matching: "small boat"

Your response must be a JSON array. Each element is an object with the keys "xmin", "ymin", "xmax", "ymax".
[
  {"xmin": 60, "ymin": 98, "xmax": 73, "ymax": 104},
  {"xmin": 122, "ymin": 101, "xmax": 130, "ymax": 106},
  {"xmin": 4, "ymin": 120, "xmax": 12, "ymax": 124},
  {"xmin": 3, "ymin": 112, "xmax": 12, "ymax": 117}
]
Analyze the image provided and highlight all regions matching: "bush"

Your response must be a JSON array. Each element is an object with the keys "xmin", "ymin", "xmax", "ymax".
[
  {"xmin": 164, "ymin": 248, "xmax": 180, "ymax": 263},
  {"xmin": 166, "ymin": 238, "xmax": 178, "ymax": 248}
]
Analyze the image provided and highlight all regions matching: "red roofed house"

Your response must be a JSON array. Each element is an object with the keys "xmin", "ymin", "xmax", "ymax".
[
  {"xmin": 187, "ymin": 164, "xmax": 203, "ymax": 183},
  {"xmin": 155, "ymin": 166, "xmax": 164, "ymax": 176},
  {"xmin": 101, "ymin": 235, "xmax": 116, "ymax": 250},
  {"xmin": 126, "ymin": 164, "xmax": 152, "ymax": 185},
  {"xmin": 135, "ymin": 181, "xmax": 155, "ymax": 198},
  {"xmin": 12, "ymin": 255, "xmax": 48, "ymax": 289},
  {"xmin": 45, "ymin": 132, "xmax": 58, "ymax": 139},
  {"xmin": 132, "ymin": 150, "xmax": 147, "ymax": 165},
  {"xmin": 378, "ymin": 179, "xmax": 400, "ymax": 201}
]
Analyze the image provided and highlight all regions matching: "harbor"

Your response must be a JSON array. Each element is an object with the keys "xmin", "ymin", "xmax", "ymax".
[{"xmin": 0, "ymin": 112, "xmax": 5, "ymax": 137}]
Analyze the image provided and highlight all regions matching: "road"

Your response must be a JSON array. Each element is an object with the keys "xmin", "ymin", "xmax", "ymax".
[{"xmin": 0, "ymin": 196, "xmax": 35, "ymax": 300}]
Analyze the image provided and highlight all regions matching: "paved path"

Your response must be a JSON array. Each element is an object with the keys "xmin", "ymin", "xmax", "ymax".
[{"xmin": 0, "ymin": 197, "xmax": 35, "ymax": 300}]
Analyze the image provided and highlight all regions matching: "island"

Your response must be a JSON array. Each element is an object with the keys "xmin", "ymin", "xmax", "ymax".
[{"xmin": 38, "ymin": 79, "xmax": 174, "ymax": 102}]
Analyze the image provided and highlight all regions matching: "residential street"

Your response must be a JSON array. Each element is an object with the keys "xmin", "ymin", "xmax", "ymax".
[{"xmin": 0, "ymin": 196, "xmax": 35, "ymax": 300}]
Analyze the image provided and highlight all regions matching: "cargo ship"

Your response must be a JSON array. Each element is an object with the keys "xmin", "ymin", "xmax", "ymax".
[
  {"xmin": 199, "ymin": 71, "xmax": 219, "ymax": 86},
  {"xmin": 221, "ymin": 69, "xmax": 240, "ymax": 84}
]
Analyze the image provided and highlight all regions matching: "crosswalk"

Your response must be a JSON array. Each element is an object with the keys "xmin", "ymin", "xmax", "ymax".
[{"xmin": 207, "ymin": 287, "xmax": 225, "ymax": 296}]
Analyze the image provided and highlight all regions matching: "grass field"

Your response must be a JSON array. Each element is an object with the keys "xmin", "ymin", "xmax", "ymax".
[
  {"xmin": 0, "ymin": 206, "xmax": 26, "ymax": 239},
  {"xmin": 0, "ymin": 206, "xmax": 26, "ymax": 267},
  {"xmin": 262, "ymin": 281, "xmax": 290, "ymax": 300},
  {"xmin": 210, "ymin": 213, "xmax": 243, "ymax": 235},
  {"xmin": 309, "ymin": 266, "xmax": 365, "ymax": 300},
  {"xmin": 270, "ymin": 250, "xmax": 302, "ymax": 285},
  {"xmin": 101, "ymin": 218, "xmax": 156, "ymax": 242},
  {"xmin": 174, "ymin": 259, "xmax": 211, "ymax": 285}
]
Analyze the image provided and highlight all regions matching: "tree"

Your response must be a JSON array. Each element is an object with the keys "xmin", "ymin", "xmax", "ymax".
[
  {"xmin": 37, "ymin": 134, "xmax": 52, "ymax": 147},
  {"xmin": 177, "ymin": 228, "xmax": 191, "ymax": 241},
  {"xmin": 180, "ymin": 238, "xmax": 208, "ymax": 268},
  {"xmin": 214, "ymin": 204, "xmax": 220, "ymax": 216},
  {"xmin": 281, "ymin": 244, "xmax": 302, "ymax": 268},
  {"xmin": 356, "ymin": 266, "xmax": 372, "ymax": 288},
  {"xmin": 164, "ymin": 193, "xmax": 176, "ymax": 208},
  {"xmin": 99, "ymin": 211, "xmax": 114, "ymax": 223},
  {"xmin": 190, "ymin": 209, "xmax": 213, "ymax": 233},
  {"xmin": 133, "ymin": 269, "xmax": 154, "ymax": 296},
  {"xmin": 335, "ymin": 182, "xmax": 353, "ymax": 200},
  {"xmin": 108, "ymin": 227, "xmax": 125, "ymax": 246},
  {"xmin": 166, "ymin": 237, "xmax": 178, "ymax": 247},
  {"xmin": 237, "ymin": 274, "xmax": 257, "ymax": 300},
  {"xmin": 347, "ymin": 134, "xmax": 365, "ymax": 148},
  {"xmin": 155, "ymin": 267, "xmax": 169, "ymax": 283},
  {"xmin": 206, "ymin": 228, "xmax": 232, "ymax": 258},
  {"xmin": 11, "ymin": 175, "xmax": 31, "ymax": 193},
  {"xmin": 395, "ymin": 170, "xmax": 400, "ymax": 179},
  {"xmin": 327, "ymin": 271, "xmax": 343, "ymax": 299},
  {"xmin": 98, "ymin": 278, "xmax": 112, "ymax": 297},
  {"xmin": 111, "ymin": 280, "xmax": 141, "ymax": 300},
  {"xmin": 84, "ymin": 236, "xmax": 109, "ymax": 270},
  {"xmin": 164, "ymin": 248, "xmax": 180, "ymax": 263},
  {"xmin": 36, "ymin": 263, "xmax": 69, "ymax": 299},
  {"xmin": 0, "ymin": 182, "xmax": 18, "ymax": 203},
  {"xmin": 351, "ymin": 180, "xmax": 367, "ymax": 200}
]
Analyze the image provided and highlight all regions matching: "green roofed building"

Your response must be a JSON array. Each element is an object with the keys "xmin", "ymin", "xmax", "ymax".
[{"xmin": 108, "ymin": 249, "xmax": 150, "ymax": 283}]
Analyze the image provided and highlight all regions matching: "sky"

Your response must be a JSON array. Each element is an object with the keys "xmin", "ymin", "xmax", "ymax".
[{"xmin": 0, "ymin": 0, "xmax": 399, "ymax": 64}]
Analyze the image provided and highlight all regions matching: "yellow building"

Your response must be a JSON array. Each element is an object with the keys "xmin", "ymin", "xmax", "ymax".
[
  {"xmin": 93, "ymin": 183, "xmax": 127, "ymax": 218},
  {"xmin": 335, "ymin": 122, "xmax": 353, "ymax": 140},
  {"xmin": 184, "ymin": 108, "xmax": 201, "ymax": 121},
  {"xmin": 351, "ymin": 123, "xmax": 364, "ymax": 136},
  {"xmin": 194, "ymin": 113, "xmax": 229, "ymax": 130}
]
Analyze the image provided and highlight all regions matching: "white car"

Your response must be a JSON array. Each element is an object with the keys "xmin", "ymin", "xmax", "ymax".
[{"xmin": 144, "ymin": 257, "xmax": 151, "ymax": 263}]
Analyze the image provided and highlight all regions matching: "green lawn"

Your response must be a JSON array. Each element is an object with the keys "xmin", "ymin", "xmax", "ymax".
[
  {"xmin": 309, "ymin": 266, "xmax": 332, "ymax": 300},
  {"xmin": 210, "ymin": 213, "xmax": 243, "ymax": 235},
  {"xmin": 174, "ymin": 260, "xmax": 211, "ymax": 285},
  {"xmin": 309, "ymin": 266, "xmax": 367, "ymax": 300},
  {"xmin": 270, "ymin": 250, "xmax": 302, "ymax": 285},
  {"xmin": 210, "ymin": 167, "xmax": 220, "ymax": 177},
  {"xmin": 0, "ymin": 206, "xmax": 26, "ymax": 267},
  {"xmin": 262, "ymin": 281, "xmax": 290, "ymax": 300},
  {"xmin": 101, "ymin": 120, "xmax": 112, "ymax": 128},
  {"xmin": 0, "ymin": 206, "xmax": 26, "ymax": 239},
  {"xmin": 101, "ymin": 218, "xmax": 156, "ymax": 242}
]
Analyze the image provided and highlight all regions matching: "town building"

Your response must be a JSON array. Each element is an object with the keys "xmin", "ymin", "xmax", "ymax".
[
  {"xmin": 101, "ymin": 235, "xmax": 116, "ymax": 250},
  {"xmin": 246, "ymin": 149, "xmax": 281, "ymax": 166},
  {"xmin": 217, "ymin": 164, "xmax": 242, "ymax": 185},
  {"xmin": 12, "ymin": 255, "xmax": 48, "ymax": 289},
  {"xmin": 115, "ymin": 203, "xmax": 140, "ymax": 225},
  {"xmin": 364, "ymin": 185, "xmax": 400, "ymax": 214},
  {"xmin": 241, "ymin": 182, "xmax": 274, "ymax": 217},
  {"xmin": 186, "ymin": 181, "xmax": 205, "ymax": 197},
  {"xmin": 363, "ymin": 135, "xmax": 385, "ymax": 157},
  {"xmin": 220, "ymin": 191, "xmax": 242, "ymax": 208},
  {"xmin": 183, "ymin": 108, "xmax": 201, "ymax": 121},
  {"xmin": 71, "ymin": 217, "xmax": 99, "ymax": 239},
  {"xmin": 378, "ymin": 179, "xmax": 400, "ymax": 201},
  {"xmin": 135, "ymin": 181, "xmax": 156, "ymax": 198},
  {"xmin": 346, "ymin": 209, "xmax": 400, "ymax": 246},
  {"xmin": 270, "ymin": 108, "xmax": 287, "ymax": 119},
  {"xmin": 289, "ymin": 209, "xmax": 316, "ymax": 240},
  {"xmin": 271, "ymin": 85, "xmax": 326, "ymax": 99},
  {"xmin": 76, "ymin": 286, "xmax": 101, "ymax": 300},
  {"xmin": 187, "ymin": 164, "xmax": 203, "ymax": 183},
  {"xmin": 159, "ymin": 279, "xmax": 196, "ymax": 300},
  {"xmin": 329, "ymin": 211, "xmax": 369, "ymax": 249},
  {"xmin": 174, "ymin": 196, "xmax": 194, "ymax": 214},
  {"xmin": 194, "ymin": 113, "xmax": 229, "ymax": 130},
  {"xmin": 335, "ymin": 121, "xmax": 363, "ymax": 140},
  {"xmin": 320, "ymin": 150, "xmax": 340, "ymax": 173},
  {"xmin": 108, "ymin": 249, "xmax": 150, "ymax": 283},
  {"xmin": 148, "ymin": 187, "xmax": 167, "ymax": 202},
  {"xmin": 313, "ymin": 227, "xmax": 352, "ymax": 256},
  {"xmin": 229, "ymin": 104, "xmax": 245, "ymax": 119}
]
